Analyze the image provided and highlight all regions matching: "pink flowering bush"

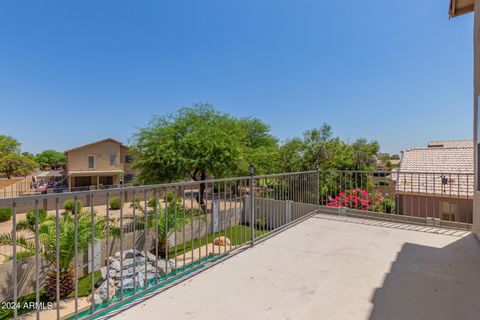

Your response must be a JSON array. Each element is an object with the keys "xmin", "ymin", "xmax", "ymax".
[{"xmin": 327, "ymin": 188, "xmax": 383, "ymax": 211}]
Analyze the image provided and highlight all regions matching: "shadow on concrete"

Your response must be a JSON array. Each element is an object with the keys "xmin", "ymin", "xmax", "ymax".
[{"xmin": 369, "ymin": 233, "xmax": 480, "ymax": 320}]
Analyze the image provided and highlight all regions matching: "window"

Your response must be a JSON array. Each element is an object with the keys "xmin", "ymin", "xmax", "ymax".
[
  {"xmin": 74, "ymin": 176, "xmax": 92, "ymax": 187},
  {"xmin": 110, "ymin": 155, "xmax": 117, "ymax": 166},
  {"xmin": 99, "ymin": 176, "xmax": 113, "ymax": 186},
  {"xmin": 124, "ymin": 174, "xmax": 135, "ymax": 184},
  {"xmin": 88, "ymin": 156, "xmax": 94, "ymax": 169},
  {"xmin": 125, "ymin": 155, "xmax": 134, "ymax": 163},
  {"xmin": 441, "ymin": 201, "xmax": 457, "ymax": 221}
]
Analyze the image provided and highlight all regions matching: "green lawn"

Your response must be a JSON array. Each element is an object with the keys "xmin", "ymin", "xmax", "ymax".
[
  {"xmin": 169, "ymin": 224, "xmax": 267, "ymax": 257},
  {"xmin": 68, "ymin": 270, "xmax": 102, "ymax": 298}
]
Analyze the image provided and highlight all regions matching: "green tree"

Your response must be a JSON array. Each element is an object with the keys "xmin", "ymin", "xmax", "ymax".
[
  {"xmin": 0, "ymin": 211, "xmax": 107, "ymax": 301},
  {"xmin": 22, "ymin": 152, "xmax": 35, "ymax": 160},
  {"xmin": 34, "ymin": 149, "xmax": 67, "ymax": 170},
  {"xmin": 0, "ymin": 135, "xmax": 21, "ymax": 156},
  {"xmin": 350, "ymin": 138, "xmax": 379, "ymax": 171},
  {"xmin": 0, "ymin": 153, "xmax": 37, "ymax": 179},
  {"xmin": 322, "ymin": 138, "xmax": 355, "ymax": 170},
  {"xmin": 278, "ymin": 124, "xmax": 379, "ymax": 172},
  {"xmin": 0, "ymin": 135, "xmax": 37, "ymax": 178},
  {"xmin": 237, "ymin": 118, "xmax": 279, "ymax": 174},
  {"xmin": 135, "ymin": 201, "xmax": 190, "ymax": 258},
  {"xmin": 278, "ymin": 124, "xmax": 356, "ymax": 172},
  {"xmin": 277, "ymin": 125, "xmax": 381, "ymax": 201},
  {"xmin": 132, "ymin": 104, "xmax": 242, "ymax": 184},
  {"xmin": 302, "ymin": 124, "xmax": 334, "ymax": 168},
  {"xmin": 131, "ymin": 104, "xmax": 278, "ymax": 206},
  {"xmin": 278, "ymin": 138, "xmax": 305, "ymax": 172}
]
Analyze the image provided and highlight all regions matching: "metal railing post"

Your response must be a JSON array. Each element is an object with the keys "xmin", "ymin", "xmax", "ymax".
[
  {"xmin": 12, "ymin": 201, "xmax": 17, "ymax": 320},
  {"xmin": 316, "ymin": 166, "xmax": 320, "ymax": 213},
  {"xmin": 250, "ymin": 164, "xmax": 255, "ymax": 245}
]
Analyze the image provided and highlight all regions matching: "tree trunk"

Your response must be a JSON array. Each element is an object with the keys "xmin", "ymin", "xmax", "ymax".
[
  {"xmin": 199, "ymin": 169, "xmax": 207, "ymax": 213},
  {"xmin": 45, "ymin": 266, "xmax": 75, "ymax": 301},
  {"xmin": 157, "ymin": 239, "xmax": 169, "ymax": 259}
]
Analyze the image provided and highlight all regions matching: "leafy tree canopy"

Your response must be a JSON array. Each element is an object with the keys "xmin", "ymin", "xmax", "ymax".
[
  {"xmin": 0, "ymin": 135, "xmax": 37, "ymax": 178},
  {"xmin": 131, "ymin": 103, "xmax": 278, "ymax": 183},
  {"xmin": 34, "ymin": 149, "xmax": 66, "ymax": 170},
  {"xmin": 277, "ymin": 124, "xmax": 379, "ymax": 172},
  {"xmin": 236, "ymin": 117, "xmax": 279, "ymax": 175},
  {"xmin": 132, "ymin": 104, "xmax": 241, "ymax": 183},
  {"xmin": 278, "ymin": 138, "xmax": 304, "ymax": 173},
  {"xmin": 0, "ymin": 135, "xmax": 21, "ymax": 156},
  {"xmin": 351, "ymin": 138, "xmax": 380, "ymax": 171},
  {"xmin": 0, "ymin": 153, "xmax": 37, "ymax": 179}
]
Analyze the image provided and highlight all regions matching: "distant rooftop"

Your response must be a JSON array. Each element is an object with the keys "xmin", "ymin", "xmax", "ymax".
[
  {"xmin": 427, "ymin": 140, "xmax": 473, "ymax": 148},
  {"xmin": 64, "ymin": 138, "xmax": 129, "ymax": 154},
  {"xmin": 400, "ymin": 140, "xmax": 473, "ymax": 174},
  {"xmin": 401, "ymin": 147, "xmax": 473, "ymax": 173},
  {"xmin": 397, "ymin": 140, "xmax": 473, "ymax": 196}
]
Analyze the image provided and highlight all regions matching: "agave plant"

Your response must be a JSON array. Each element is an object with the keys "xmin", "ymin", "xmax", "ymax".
[{"xmin": 0, "ymin": 211, "xmax": 107, "ymax": 301}]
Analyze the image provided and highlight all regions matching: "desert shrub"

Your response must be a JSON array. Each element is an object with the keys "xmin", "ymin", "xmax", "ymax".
[
  {"xmin": 165, "ymin": 191, "xmax": 182, "ymax": 203},
  {"xmin": 147, "ymin": 197, "xmax": 157, "ymax": 208},
  {"xmin": 26, "ymin": 209, "xmax": 48, "ymax": 226},
  {"xmin": 377, "ymin": 179, "xmax": 387, "ymax": 186},
  {"xmin": 166, "ymin": 191, "xmax": 175, "ymax": 203},
  {"xmin": 63, "ymin": 199, "xmax": 83, "ymax": 213},
  {"xmin": 375, "ymin": 198, "xmax": 395, "ymax": 213},
  {"xmin": 256, "ymin": 216, "xmax": 268, "ymax": 229},
  {"xmin": 131, "ymin": 198, "xmax": 142, "ymax": 210},
  {"xmin": 0, "ymin": 208, "xmax": 12, "ymax": 222},
  {"xmin": 109, "ymin": 197, "xmax": 121, "ymax": 210}
]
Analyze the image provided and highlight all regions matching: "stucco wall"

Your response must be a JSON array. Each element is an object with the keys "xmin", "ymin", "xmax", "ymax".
[
  {"xmin": 66, "ymin": 141, "xmax": 125, "ymax": 172},
  {"xmin": 120, "ymin": 145, "xmax": 135, "ymax": 175},
  {"xmin": 473, "ymin": 0, "xmax": 480, "ymax": 238}
]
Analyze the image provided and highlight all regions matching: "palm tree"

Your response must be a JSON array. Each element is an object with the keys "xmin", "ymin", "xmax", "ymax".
[
  {"xmin": 135, "ymin": 201, "xmax": 191, "ymax": 258},
  {"xmin": 0, "ymin": 211, "xmax": 106, "ymax": 301}
]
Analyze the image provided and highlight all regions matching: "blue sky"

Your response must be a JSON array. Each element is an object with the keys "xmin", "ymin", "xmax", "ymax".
[{"xmin": 0, "ymin": 0, "xmax": 474, "ymax": 155}]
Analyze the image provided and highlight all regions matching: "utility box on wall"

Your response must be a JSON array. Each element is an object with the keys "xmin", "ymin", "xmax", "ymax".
[
  {"xmin": 212, "ymin": 200, "xmax": 219, "ymax": 233},
  {"xmin": 88, "ymin": 240, "xmax": 102, "ymax": 273}
]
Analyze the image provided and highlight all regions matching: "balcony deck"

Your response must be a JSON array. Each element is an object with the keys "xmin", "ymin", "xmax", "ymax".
[{"xmin": 107, "ymin": 214, "xmax": 480, "ymax": 320}]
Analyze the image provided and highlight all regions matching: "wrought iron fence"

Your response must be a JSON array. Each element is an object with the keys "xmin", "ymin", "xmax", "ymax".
[
  {"xmin": 0, "ymin": 170, "xmax": 319, "ymax": 320},
  {"xmin": 317, "ymin": 170, "xmax": 473, "ymax": 227},
  {"xmin": 0, "ymin": 169, "xmax": 473, "ymax": 320},
  {"xmin": 0, "ymin": 184, "xmax": 135, "ymax": 199}
]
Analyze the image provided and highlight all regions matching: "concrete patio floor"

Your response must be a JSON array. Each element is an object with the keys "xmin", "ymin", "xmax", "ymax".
[{"xmin": 110, "ymin": 214, "xmax": 480, "ymax": 320}]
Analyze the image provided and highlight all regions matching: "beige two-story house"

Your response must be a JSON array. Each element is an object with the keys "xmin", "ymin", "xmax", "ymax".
[{"xmin": 64, "ymin": 138, "xmax": 136, "ymax": 190}]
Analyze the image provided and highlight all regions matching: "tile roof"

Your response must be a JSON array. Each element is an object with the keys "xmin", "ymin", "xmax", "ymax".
[
  {"xmin": 395, "ymin": 142, "xmax": 473, "ymax": 197},
  {"xmin": 427, "ymin": 140, "xmax": 473, "ymax": 148}
]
